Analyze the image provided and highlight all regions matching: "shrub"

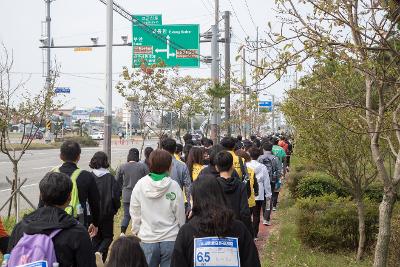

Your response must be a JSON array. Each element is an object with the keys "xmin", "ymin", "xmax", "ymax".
[
  {"xmin": 62, "ymin": 136, "xmax": 99, "ymax": 147},
  {"xmin": 287, "ymin": 170, "xmax": 307, "ymax": 198},
  {"xmin": 296, "ymin": 172, "xmax": 349, "ymax": 198},
  {"xmin": 296, "ymin": 194, "xmax": 379, "ymax": 252},
  {"xmin": 364, "ymin": 182, "xmax": 383, "ymax": 203},
  {"xmin": 388, "ymin": 206, "xmax": 400, "ymax": 267}
]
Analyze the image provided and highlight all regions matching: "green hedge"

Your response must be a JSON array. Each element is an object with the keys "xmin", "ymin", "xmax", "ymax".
[
  {"xmin": 62, "ymin": 136, "xmax": 99, "ymax": 147},
  {"xmin": 296, "ymin": 194, "xmax": 379, "ymax": 252},
  {"xmin": 296, "ymin": 172, "xmax": 349, "ymax": 198},
  {"xmin": 287, "ymin": 170, "xmax": 307, "ymax": 198}
]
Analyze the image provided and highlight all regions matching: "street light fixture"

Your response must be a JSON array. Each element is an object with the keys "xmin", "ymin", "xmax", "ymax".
[
  {"xmin": 90, "ymin": 37, "xmax": 99, "ymax": 45},
  {"xmin": 121, "ymin": 35, "xmax": 128, "ymax": 44}
]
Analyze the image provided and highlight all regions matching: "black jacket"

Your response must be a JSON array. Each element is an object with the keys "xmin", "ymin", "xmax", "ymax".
[
  {"xmin": 92, "ymin": 172, "xmax": 121, "ymax": 217},
  {"xmin": 39, "ymin": 162, "xmax": 101, "ymax": 227},
  {"xmin": 7, "ymin": 206, "xmax": 96, "ymax": 267},
  {"xmin": 171, "ymin": 217, "xmax": 260, "ymax": 267},
  {"xmin": 198, "ymin": 165, "xmax": 219, "ymax": 178},
  {"xmin": 217, "ymin": 177, "xmax": 253, "ymax": 236}
]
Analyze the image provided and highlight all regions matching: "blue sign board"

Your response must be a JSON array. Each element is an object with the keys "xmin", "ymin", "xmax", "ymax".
[
  {"xmin": 259, "ymin": 101, "xmax": 272, "ymax": 107},
  {"xmin": 55, "ymin": 87, "xmax": 70, "ymax": 94}
]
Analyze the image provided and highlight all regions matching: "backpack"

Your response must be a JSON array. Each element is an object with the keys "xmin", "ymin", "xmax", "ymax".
[
  {"xmin": 238, "ymin": 157, "xmax": 258, "ymax": 197},
  {"xmin": 7, "ymin": 229, "xmax": 61, "ymax": 266},
  {"xmin": 262, "ymin": 156, "xmax": 278, "ymax": 183},
  {"xmin": 53, "ymin": 168, "xmax": 81, "ymax": 218}
]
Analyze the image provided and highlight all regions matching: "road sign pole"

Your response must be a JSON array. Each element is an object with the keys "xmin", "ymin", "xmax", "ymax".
[
  {"xmin": 224, "ymin": 11, "xmax": 231, "ymax": 137},
  {"xmin": 210, "ymin": 24, "xmax": 220, "ymax": 144},
  {"xmin": 104, "ymin": 0, "xmax": 113, "ymax": 162}
]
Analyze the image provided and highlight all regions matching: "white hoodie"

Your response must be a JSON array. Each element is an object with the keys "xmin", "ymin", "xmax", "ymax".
[
  {"xmin": 247, "ymin": 160, "xmax": 272, "ymax": 201},
  {"xmin": 130, "ymin": 175, "xmax": 186, "ymax": 243}
]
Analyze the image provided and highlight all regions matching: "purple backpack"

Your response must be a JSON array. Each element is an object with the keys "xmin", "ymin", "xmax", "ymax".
[{"xmin": 7, "ymin": 229, "xmax": 61, "ymax": 266}]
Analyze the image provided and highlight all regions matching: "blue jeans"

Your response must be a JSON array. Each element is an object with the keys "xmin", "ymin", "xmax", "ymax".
[
  {"xmin": 120, "ymin": 202, "xmax": 130, "ymax": 233},
  {"xmin": 141, "ymin": 241, "xmax": 175, "ymax": 267}
]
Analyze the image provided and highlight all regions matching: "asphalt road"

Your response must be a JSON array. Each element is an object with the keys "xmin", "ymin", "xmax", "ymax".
[{"xmin": 0, "ymin": 139, "xmax": 158, "ymax": 216}]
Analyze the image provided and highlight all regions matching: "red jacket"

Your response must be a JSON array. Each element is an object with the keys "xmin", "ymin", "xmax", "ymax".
[
  {"xmin": 278, "ymin": 140, "xmax": 289, "ymax": 153},
  {"xmin": 0, "ymin": 218, "xmax": 8, "ymax": 237}
]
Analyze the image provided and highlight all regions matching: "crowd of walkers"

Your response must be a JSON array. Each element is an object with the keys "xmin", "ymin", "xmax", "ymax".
[{"xmin": 0, "ymin": 132, "xmax": 292, "ymax": 267}]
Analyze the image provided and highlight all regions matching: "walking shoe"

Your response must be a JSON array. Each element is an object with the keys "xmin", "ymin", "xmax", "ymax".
[
  {"xmin": 265, "ymin": 220, "xmax": 272, "ymax": 226},
  {"xmin": 263, "ymin": 219, "xmax": 268, "ymax": 225},
  {"xmin": 273, "ymin": 207, "xmax": 277, "ymax": 211},
  {"xmin": 254, "ymin": 237, "xmax": 258, "ymax": 241},
  {"xmin": 120, "ymin": 232, "xmax": 126, "ymax": 237}
]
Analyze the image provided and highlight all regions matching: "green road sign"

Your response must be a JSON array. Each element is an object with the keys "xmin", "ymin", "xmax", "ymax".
[
  {"xmin": 132, "ymin": 24, "xmax": 200, "ymax": 68},
  {"xmin": 133, "ymin": 14, "xmax": 162, "ymax": 26}
]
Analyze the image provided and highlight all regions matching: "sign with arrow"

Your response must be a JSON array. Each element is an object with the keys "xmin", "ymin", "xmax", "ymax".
[{"xmin": 132, "ymin": 23, "xmax": 200, "ymax": 68}]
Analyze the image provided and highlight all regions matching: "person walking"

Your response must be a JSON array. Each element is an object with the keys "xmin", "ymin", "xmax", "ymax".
[
  {"xmin": 8, "ymin": 172, "xmax": 96, "ymax": 267},
  {"xmin": 117, "ymin": 148, "xmax": 149, "ymax": 235},
  {"xmin": 141, "ymin": 147, "xmax": 154, "ymax": 172},
  {"xmin": 41, "ymin": 140, "xmax": 100, "ymax": 236},
  {"xmin": 185, "ymin": 147, "xmax": 205, "ymax": 181},
  {"xmin": 160, "ymin": 138, "xmax": 192, "ymax": 210},
  {"xmin": 258, "ymin": 142, "xmax": 281, "ymax": 225},
  {"xmin": 130, "ymin": 149, "xmax": 185, "ymax": 267},
  {"xmin": 215, "ymin": 151, "xmax": 253, "ymax": 235},
  {"xmin": 198, "ymin": 144, "xmax": 225, "ymax": 178},
  {"xmin": 90, "ymin": 151, "xmax": 121, "ymax": 262},
  {"xmin": 247, "ymin": 147, "xmax": 272, "ymax": 238},
  {"xmin": 171, "ymin": 175, "xmax": 261, "ymax": 267}
]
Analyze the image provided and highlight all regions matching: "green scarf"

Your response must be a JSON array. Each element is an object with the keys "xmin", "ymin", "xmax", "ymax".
[{"xmin": 149, "ymin": 172, "xmax": 168, "ymax": 181}]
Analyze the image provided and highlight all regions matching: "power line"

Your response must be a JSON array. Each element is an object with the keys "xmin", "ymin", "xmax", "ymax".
[
  {"xmin": 200, "ymin": 0, "xmax": 212, "ymax": 13},
  {"xmin": 244, "ymin": 0, "xmax": 257, "ymax": 30},
  {"xmin": 226, "ymin": 0, "xmax": 248, "ymax": 37}
]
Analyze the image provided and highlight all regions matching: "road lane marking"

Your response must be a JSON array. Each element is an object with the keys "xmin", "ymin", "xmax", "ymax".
[{"xmin": 0, "ymin": 183, "xmax": 38, "ymax": 193}]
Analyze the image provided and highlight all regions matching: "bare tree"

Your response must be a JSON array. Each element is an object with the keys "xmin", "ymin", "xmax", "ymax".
[{"xmin": 0, "ymin": 45, "xmax": 58, "ymax": 220}]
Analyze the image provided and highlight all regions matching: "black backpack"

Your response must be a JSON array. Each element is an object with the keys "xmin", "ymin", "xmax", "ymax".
[
  {"xmin": 262, "ymin": 156, "xmax": 278, "ymax": 183},
  {"xmin": 239, "ymin": 157, "xmax": 259, "ymax": 198}
]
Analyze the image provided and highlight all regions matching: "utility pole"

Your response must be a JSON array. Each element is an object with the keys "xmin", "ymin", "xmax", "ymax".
[
  {"xmin": 224, "ymin": 11, "xmax": 231, "ymax": 136},
  {"xmin": 104, "ymin": 0, "xmax": 113, "ymax": 162},
  {"xmin": 272, "ymin": 94, "xmax": 275, "ymax": 133},
  {"xmin": 45, "ymin": 0, "xmax": 52, "ymax": 90},
  {"xmin": 242, "ymin": 48, "xmax": 247, "ymax": 139},
  {"xmin": 210, "ymin": 0, "xmax": 220, "ymax": 144}
]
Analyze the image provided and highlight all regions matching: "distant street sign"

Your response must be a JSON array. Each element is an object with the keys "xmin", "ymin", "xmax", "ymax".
[
  {"xmin": 259, "ymin": 100, "xmax": 273, "ymax": 112},
  {"xmin": 133, "ymin": 14, "xmax": 162, "ymax": 26},
  {"xmin": 259, "ymin": 101, "xmax": 272, "ymax": 107},
  {"xmin": 55, "ymin": 87, "xmax": 70, "ymax": 94},
  {"xmin": 132, "ymin": 24, "xmax": 200, "ymax": 68}
]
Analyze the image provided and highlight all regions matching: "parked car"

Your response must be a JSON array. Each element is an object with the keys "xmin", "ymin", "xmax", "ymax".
[{"xmin": 90, "ymin": 131, "xmax": 104, "ymax": 140}]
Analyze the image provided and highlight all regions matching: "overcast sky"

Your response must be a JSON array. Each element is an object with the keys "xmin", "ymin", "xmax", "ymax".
[{"xmin": 0, "ymin": 0, "xmax": 290, "ymax": 109}]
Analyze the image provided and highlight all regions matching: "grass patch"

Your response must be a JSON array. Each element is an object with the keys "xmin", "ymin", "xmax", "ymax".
[{"xmin": 262, "ymin": 192, "xmax": 373, "ymax": 267}]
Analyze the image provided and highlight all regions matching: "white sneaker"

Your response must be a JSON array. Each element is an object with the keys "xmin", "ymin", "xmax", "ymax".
[
  {"xmin": 265, "ymin": 220, "xmax": 272, "ymax": 226},
  {"xmin": 273, "ymin": 207, "xmax": 277, "ymax": 211},
  {"xmin": 120, "ymin": 233, "xmax": 126, "ymax": 237},
  {"xmin": 254, "ymin": 237, "xmax": 258, "ymax": 241},
  {"xmin": 263, "ymin": 219, "xmax": 268, "ymax": 225}
]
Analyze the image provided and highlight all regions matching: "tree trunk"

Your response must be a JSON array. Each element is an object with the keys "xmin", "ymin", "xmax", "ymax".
[
  {"xmin": 12, "ymin": 161, "xmax": 19, "ymax": 221},
  {"xmin": 373, "ymin": 189, "xmax": 397, "ymax": 267},
  {"xmin": 355, "ymin": 196, "xmax": 366, "ymax": 261}
]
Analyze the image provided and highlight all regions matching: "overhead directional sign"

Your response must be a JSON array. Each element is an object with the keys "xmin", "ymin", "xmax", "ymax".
[
  {"xmin": 55, "ymin": 87, "xmax": 70, "ymax": 94},
  {"xmin": 132, "ymin": 24, "xmax": 200, "ymax": 68},
  {"xmin": 133, "ymin": 14, "xmax": 162, "ymax": 26}
]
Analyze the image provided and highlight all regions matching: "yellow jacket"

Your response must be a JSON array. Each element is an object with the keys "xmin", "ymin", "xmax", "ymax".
[{"xmin": 192, "ymin": 163, "xmax": 205, "ymax": 181}]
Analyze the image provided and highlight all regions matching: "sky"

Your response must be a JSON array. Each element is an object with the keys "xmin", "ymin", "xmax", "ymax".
[{"xmin": 0, "ymin": 0, "xmax": 291, "ymax": 109}]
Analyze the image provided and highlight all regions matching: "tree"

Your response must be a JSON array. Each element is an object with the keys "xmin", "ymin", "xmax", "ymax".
[
  {"xmin": 0, "ymin": 45, "xmax": 58, "ymax": 220},
  {"xmin": 116, "ymin": 63, "xmax": 170, "ymax": 155},
  {"xmin": 254, "ymin": 1, "xmax": 400, "ymax": 265},
  {"xmin": 281, "ymin": 59, "xmax": 378, "ymax": 259}
]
